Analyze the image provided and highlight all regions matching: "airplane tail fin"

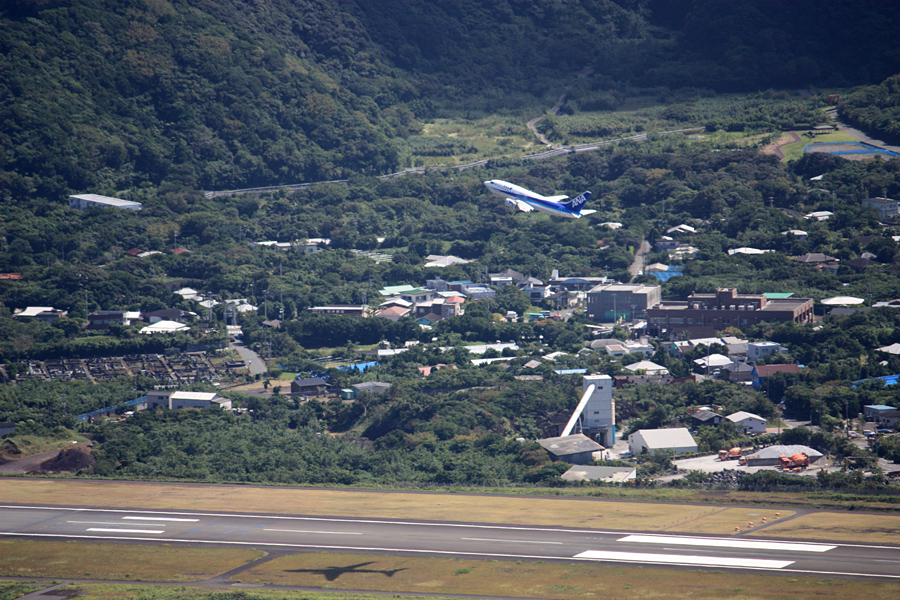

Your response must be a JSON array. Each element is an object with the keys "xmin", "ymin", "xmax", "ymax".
[{"xmin": 563, "ymin": 191, "xmax": 591, "ymax": 212}]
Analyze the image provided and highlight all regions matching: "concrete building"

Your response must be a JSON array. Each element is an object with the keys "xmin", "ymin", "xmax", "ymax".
[
  {"xmin": 144, "ymin": 390, "xmax": 231, "ymax": 411},
  {"xmin": 70, "ymin": 193, "xmax": 142, "ymax": 211},
  {"xmin": 861, "ymin": 197, "xmax": 899, "ymax": 221},
  {"xmin": 628, "ymin": 428, "xmax": 697, "ymax": 455},
  {"xmin": 747, "ymin": 341, "xmax": 787, "ymax": 361},
  {"xmin": 646, "ymin": 288, "xmax": 813, "ymax": 338},
  {"xmin": 87, "ymin": 310, "xmax": 142, "ymax": 329},
  {"xmin": 726, "ymin": 411, "xmax": 767, "ymax": 435},
  {"xmin": 307, "ymin": 305, "xmax": 368, "ymax": 318},
  {"xmin": 352, "ymin": 381, "xmax": 392, "ymax": 395},
  {"xmin": 538, "ymin": 434, "xmax": 604, "ymax": 464},
  {"xmin": 585, "ymin": 283, "xmax": 661, "ymax": 322},
  {"xmin": 581, "ymin": 374, "xmax": 615, "ymax": 446}
]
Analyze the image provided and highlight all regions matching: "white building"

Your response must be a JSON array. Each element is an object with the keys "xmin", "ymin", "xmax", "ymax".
[
  {"xmin": 70, "ymin": 193, "xmax": 142, "ymax": 211},
  {"xmin": 628, "ymin": 428, "xmax": 698, "ymax": 455},
  {"xmin": 144, "ymin": 390, "xmax": 231, "ymax": 411},
  {"xmin": 747, "ymin": 341, "xmax": 787, "ymax": 361},
  {"xmin": 582, "ymin": 375, "xmax": 615, "ymax": 446},
  {"xmin": 726, "ymin": 411, "xmax": 766, "ymax": 435}
]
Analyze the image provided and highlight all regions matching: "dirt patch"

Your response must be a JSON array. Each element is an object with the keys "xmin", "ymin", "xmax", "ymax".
[
  {"xmin": 36, "ymin": 447, "xmax": 94, "ymax": 474},
  {"xmin": 761, "ymin": 132, "xmax": 799, "ymax": 159}
]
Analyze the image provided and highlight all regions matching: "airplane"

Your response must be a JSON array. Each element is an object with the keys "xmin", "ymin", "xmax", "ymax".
[{"xmin": 484, "ymin": 179, "xmax": 596, "ymax": 218}]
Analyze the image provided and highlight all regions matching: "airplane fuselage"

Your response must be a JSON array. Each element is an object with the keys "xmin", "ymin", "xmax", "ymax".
[{"xmin": 484, "ymin": 179, "xmax": 592, "ymax": 218}]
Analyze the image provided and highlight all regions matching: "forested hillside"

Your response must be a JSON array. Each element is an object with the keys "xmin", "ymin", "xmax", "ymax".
[
  {"xmin": 4, "ymin": 0, "xmax": 900, "ymax": 199},
  {"xmin": 839, "ymin": 74, "xmax": 900, "ymax": 145}
]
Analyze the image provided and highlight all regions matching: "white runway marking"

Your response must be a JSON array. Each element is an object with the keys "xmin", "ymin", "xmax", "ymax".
[
  {"xmin": 575, "ymin": 550, "xmax": 793, "ymax": 569},
  {"xmin": 462, "ymin": 537, "xmax": 562, "ymax": 545},
  {"xmin": 124, "ymin": 516, "xmax": 198, "ymax": 522},
  {"xmin": 618, "ymin": 534, "xmax": 835, "ymax": 553},
  {"xmin": 86, "ymin": 528, "xmax": 164, "ymax": 534},
  {"xmin": 264, "ymin": 528, "xmax": 361, "ymax": 535},
  {"xmin": 68, "ymin": 521, "xmax": 137, "ymax": 526}
]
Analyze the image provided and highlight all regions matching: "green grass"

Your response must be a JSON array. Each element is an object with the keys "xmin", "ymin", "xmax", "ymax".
[
  {"xmin": 0, "ymin": 581, "xmax": 45, "ymax": 600},
  {"xmin": 0, "ymin": 430, "xmax": 88, "ymax": 459},
  {"xmin": 779, "ymin": 130, "xmax": 859, "ymax": 161}
]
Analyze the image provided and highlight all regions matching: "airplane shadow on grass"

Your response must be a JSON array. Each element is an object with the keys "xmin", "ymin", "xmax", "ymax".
[{"xmin": 286, "ymin": 561, "xmax": 408, "ymax": 581}]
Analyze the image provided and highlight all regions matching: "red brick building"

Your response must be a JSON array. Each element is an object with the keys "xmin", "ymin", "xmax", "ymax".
[{"xmin": 646, "ymin": 288, "xmax": 813, "ymax": 338}]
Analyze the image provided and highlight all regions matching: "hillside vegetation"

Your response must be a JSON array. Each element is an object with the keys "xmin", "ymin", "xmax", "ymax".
[{"xmin": 4, "ymin": 0, "xmax": 900, "ymax": 199}]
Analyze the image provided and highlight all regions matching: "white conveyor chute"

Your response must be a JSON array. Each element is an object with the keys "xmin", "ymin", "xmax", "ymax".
[{"xmin": 560, "ymin": 384, "xmax": 595, "ymax": 436}]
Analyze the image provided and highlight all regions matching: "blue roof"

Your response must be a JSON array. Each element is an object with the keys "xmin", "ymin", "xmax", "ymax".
[
  {"xmin": 864, "ymin": 404, "xmax": 898, "ymax": 410},
  {"xmin": 852, "ymin": 375, "xmax": 900, "ymax": 388},
  {"xmin": 76, "ymin": 396, "xmax": 146, "ymax": 422},
  {"xmin": 647, "ymin": 266, "xmax": 684, "ymax": 281},
  {"xmin": 337, "ymin": 361, "xmax": 379, "ymax": 372}
]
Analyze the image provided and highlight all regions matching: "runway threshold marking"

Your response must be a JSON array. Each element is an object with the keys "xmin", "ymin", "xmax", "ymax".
[
  {"xmin": 575, "ymin": 550, "xmax": 793, "ymax": 569},
  {"xmin": 618, "ymin": 534, "xmax": 836, "ymax": 553}
]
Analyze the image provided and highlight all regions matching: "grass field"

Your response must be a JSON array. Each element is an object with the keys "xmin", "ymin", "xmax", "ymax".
[
  {"xmin": 0, "ymin": 430, "xmax": 88, "ymax": 459},
  {"xmin": 0, "ymin": 540, "xmax": 264, "ymax": 581},
  {"xmin": 232, "ymin": 552, "xmax": 900, "ymax": 600},
  {"xmin": 779, "ymin": 130, "xmax": 858, "ymax": 161},
  {"xmin": 6, "ymin": 551, "xmax": 900, "ymax": 600}
]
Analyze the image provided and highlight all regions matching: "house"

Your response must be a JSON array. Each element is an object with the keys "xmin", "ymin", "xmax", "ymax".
[
  {"xmin": 307, "ymin": 305, "xmax": 368, "ymax": 318},
  {"xmin": 353, "ymin": 381, "xmax": 391, "ymax": 395},
  {"xmin": 375, "ymin": 305, "xmax": 410, "ymax": 322},
  {"xmin": 69, "ymin": 193, "xmax": 141, "ymax": 211},
  {"xmin": 781, "ymin": 229, "xmax": 808, "ymax": 240},
  {"xmin": 291, "ymin": 377, "xmax": 329, "ymax": 397},
  {"xmin": 863, "ymin": 404, "xmax": 899, "ymax": 421},
  {"xmin": 690, "ymin": 410, "xmax": 723, "ymax": 427},
  {"xmin": 561, "ymin": 465, "xmax": 636, "ymax": 482},
  {"xmin": 412, "ymin": 297, "xmax": 464, "ymax": 322},
  {"xmin": 623, "ymin": 360, "xmax": 669, "ymax": 375},
  {"xmin": 721, "ymin": 360, "xmax": 755, "ymax": 384},
  {"xmin": 692, "ymin": 354, "xmax": 732, "ymax": 374},
  {"xmin": 424, "ymin": 254, "xmax": 471, "ymax": 268},
  {"xmin": 747, "ymin": 341, "xmax": 787, "ymax": 361},
  {"xmin": 792, "ymin": 253, "xmax": 838, "ymax": 265},
  {"xmin": 646, "ymin": 288, "xmax": 814, "ymax": 338},
  {"xmin": 861, "ymin": 197, "xmax": 899, "ymax": 221},
  {"xmin": 13, "ymin": 307, "xmax": 67, "ymax": 322},
  {"xmin": 144, "ymin": 390, "xmax": 231, "ymax": 410},
  {"xmin": 628, "ymin": 428, "xmax": 698, "ymax": 455},
  {"xmin": 751, "ymin": 364, "xmax": 800, "ymax": 390},
  {"xmin": 655, "ymin": 236, "xmax": 680, "ymax": 252},
  {"xmin": 726, "ymin": 411, "xmax": 767, "ymax": 434},
  {"xmin": 144, "ymin": 309, "xmax": 196, "ymax": 324},
  {"xmin": 139, "ymin": 320, "xmax": 190, "ymax": 334},
  {"xmin": 538, "ymin": 434, "xmax": 604, "ymax": 465},
  {"xmin": 585, "ymin": 283, "xmax": 661, "ymax": 322},
  {"xmin": 518, "ymin": 277, "xmax": 549, "ymax": 303},
  {"xmin": 804, "ymin": 211, "xmax": 833, "ymax": 221},
  {"xmin": 418, "ymin": 364, "xmax": 456, "ymax": 377},
  {"xmin": 87, "ymin": 310, "xmax": 142, "ymax": 329}
]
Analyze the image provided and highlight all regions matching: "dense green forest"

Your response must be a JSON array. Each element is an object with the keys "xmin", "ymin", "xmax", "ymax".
[
  {"xmin": 839, "ymin": 73, "xmax": 900, "ymax": 144},
  {"xmin": 4, "ymin": 0, "xmax": 900, "ymax": 198}
]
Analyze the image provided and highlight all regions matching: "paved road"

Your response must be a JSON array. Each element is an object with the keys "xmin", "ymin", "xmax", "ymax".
[
  {"xmin": 229, "ymin": 341, "xmax": 267, "ymax": 376},
  {"xmin": 2, "ymin": 505, "xmax": 899, "ymax": 581}
]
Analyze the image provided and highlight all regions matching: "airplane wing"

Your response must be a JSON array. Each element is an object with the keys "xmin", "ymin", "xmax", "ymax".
[
  {"xmin": 578, "ymin": 209, "xmax": 597, "ymax": 216},
  {"xmin": 506, "ymin": 198, "xmax": 534, "ymax": 212}
]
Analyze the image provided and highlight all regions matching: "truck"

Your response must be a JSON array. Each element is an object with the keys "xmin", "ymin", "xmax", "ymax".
[
  {"xmin": 778, "ymin": 453, "xmax": 809, "ymax": 471},
  {"xmin": 718, "ymin": 447, "xmax": 743, "ymax": 461}
]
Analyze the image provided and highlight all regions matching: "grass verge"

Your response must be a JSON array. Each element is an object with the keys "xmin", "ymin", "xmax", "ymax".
[
  {"xmin": 234, "ymin": 552, "xmax": 900, "ymax": 600},
  {"xmin": 0, "ymin": 540, "xmax": 265, "ymax": 582}
]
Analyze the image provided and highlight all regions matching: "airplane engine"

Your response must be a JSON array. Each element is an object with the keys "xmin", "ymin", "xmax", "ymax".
[{"xmin": 505, "ymin": 198, "xmax": 517, "ymax": 208}]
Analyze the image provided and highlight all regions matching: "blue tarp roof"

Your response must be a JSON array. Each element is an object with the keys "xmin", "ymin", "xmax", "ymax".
[
  {"xmin": 647, "ymin": 266, "xmax": 684, "ymax": 281},
  {"xmin": 852, "ymin": 375, "xmax": 900, "ymax": 388},
  {"xmin": 76, "ymin": 397, "xmax": 146, "ymax": 422},
  {"xmin": 338, "ymin": 361, "xmax": 379, "ymax": 372}
]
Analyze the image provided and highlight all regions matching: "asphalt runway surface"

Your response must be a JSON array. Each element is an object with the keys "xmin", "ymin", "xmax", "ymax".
[{"xmin": 2, "ymin": 504, "xmax": 899, "ymax": 581}]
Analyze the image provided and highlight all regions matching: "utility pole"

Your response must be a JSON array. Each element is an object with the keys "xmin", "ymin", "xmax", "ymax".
[{"xmin": 264, "ymin": 289, "xmax": 269, "ymax": 320}]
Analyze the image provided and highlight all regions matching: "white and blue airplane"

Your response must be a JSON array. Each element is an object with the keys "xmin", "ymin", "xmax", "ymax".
[{"xmin": 484, "ymin": 179, "xmax": 595, "ymax": 218}]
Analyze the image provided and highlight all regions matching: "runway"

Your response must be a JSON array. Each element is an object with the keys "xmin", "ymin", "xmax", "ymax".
[{"xmin": 3, "ymin": 505, "xmax": 899, "ymax": 580}]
